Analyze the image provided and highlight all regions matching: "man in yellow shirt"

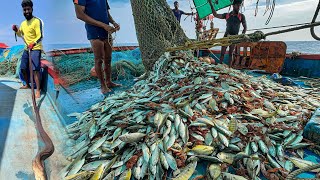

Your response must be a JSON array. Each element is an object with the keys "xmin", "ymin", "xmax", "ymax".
[{"xmin": 12, "ymin": 0, "xmax": 43, "ymax": 98}]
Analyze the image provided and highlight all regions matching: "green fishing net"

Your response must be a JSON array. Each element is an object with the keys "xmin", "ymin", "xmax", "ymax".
[{"xmin": 51, "ymin": 48, "xmax": 145, "ymax": 90}]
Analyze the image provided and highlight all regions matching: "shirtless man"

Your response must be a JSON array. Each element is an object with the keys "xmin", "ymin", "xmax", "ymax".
[
  {"xmin": 209, "ymin": 0, "xmax": 247, "ymax": 65},
  {"xmin": 74, "ymin": 0, "xmax": 121, "ymax": 94}
]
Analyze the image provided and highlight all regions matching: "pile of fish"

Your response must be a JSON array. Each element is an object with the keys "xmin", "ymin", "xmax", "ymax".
[{"xmin": 61, "ymin": 51, "xmax": 320, "ymax": 180}]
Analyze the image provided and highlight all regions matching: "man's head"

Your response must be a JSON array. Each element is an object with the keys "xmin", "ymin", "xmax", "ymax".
[
  {"xmin": 174, "ymin": 1, "xmax": 179, "ymax": 9},
  {"xmin": 232, "ymin": 0, "xmax": 242, "ymax": 13},
  {"xmin": 21, "ymin": 0, "xmax": 33, "ymax": 20}
]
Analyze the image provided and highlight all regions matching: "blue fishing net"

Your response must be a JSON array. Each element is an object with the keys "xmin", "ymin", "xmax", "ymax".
[
  {"xmin": 0, "ymin": 45, "xmax": 25, "ymax": 76},
  {"xmin": 51, "ymin": 48, "xmax": 145, "ymax": 92}
]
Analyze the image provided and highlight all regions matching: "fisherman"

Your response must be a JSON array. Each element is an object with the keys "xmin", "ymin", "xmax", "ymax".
[
  {"xmin": 209, "ymin": 0, "xmax": 247, "ymax": 65},
  {"xmin": 172, "ymin": 1, "xmax": 194, "ymax": 23},
  {"xmin": 74, "ymin": 0, "xmax": 121, "ymax": 94},
  {"xmin": 12, "ymin": 0, "xmax": 43, "ymax": 98}
]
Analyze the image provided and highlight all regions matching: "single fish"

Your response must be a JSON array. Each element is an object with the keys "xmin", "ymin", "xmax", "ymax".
[
  {"xmin": 208, "ymin": 164, "xmax": 221, "ymax": 180},
  {"xmin": 160, "ymin": 151, "xmax": 169, "ymax": 170},
  {"xmin": 195, "ymin": 155, "xmax": 223, "ymax": 163},
  {"xmin": 205, "ymin": 132, "xmax": 213, "ymax": 146},
  {"xmin": 264, "ymin": 100, "xmax": 276, "ymax": 111},
  {"xmin": 211, "ymin": 127, "xmax": 218, "ymax": 138},
  {"xmin": 222, "ymin": 172, "xmax": 247, "ymax": 180},
  {"xmin": 217, "ymin": 152, "xmax": 234, "ymax": 164},
  {"xmin": 68, "ymin": 158, "xmax": 85, "ymax": 176},
  {"xmin": 65, "ymin": 171, "xmax": 94, "ymax": 180},
  {"xmin": 258, "ymin": 140, "xmax": 268, "ymax": 154},
  {"xmin": 191, "ymin": 145, "xmax": 214, "ymax": 155},
  {"xmin": 164, "ymin": 151, "xmax": 178, "ymax": 170},
  {"xmin": 88, "ymin": 136, "xmax": 108, "ymax": 153},
  {"xmin": 118, "ymin": 169, "xmax": 132, "ymax": 180},
  {"xmin": 172, "ymin": 161, "xmax": 197, "ymax": 180},
  {"xmin": 191, "ymin": 133, "xmax": 205, "ymax": 141},
  {"xmin": 251, "ymin": 141, "xmax": 258, "ymax": 153},
  {"xmin": 82, "ymin": 160, "xmax": 109, "ymax": 171},
  {"xmin": 90, "ymin": 164, "xmax": 105, "ymax": 180},
  {"xmin": 284, "ymin": 160, "xmax": 295, "ymax": 172},
  {"xmin": 119, "ymin": 133, "xmax": 146, "ymax": 143},
  {"xmin": 218, "ymin": 133, "xmax": 229, "ymax": 147}
]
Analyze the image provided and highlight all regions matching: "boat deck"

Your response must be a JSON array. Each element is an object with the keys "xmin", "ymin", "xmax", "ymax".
[{"xmin": 0, "ymin": 78, "xmax": 68, "ymax": 179}]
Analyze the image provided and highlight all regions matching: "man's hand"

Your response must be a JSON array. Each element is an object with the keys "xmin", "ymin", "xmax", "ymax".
[
  {"xmin": 28, "ymin": 43, "xmax": 36, "ymax": 50},
  {"xmin": 12, "ymin": 25, "xmax": 18, "ymax": 32},
  {"xmin": 113, "ymin": 22, "xmax": 120, "ymax": 31},
  {"xmin": 103, "ymin": 24, "xmax": 116, "ymax": 33}
]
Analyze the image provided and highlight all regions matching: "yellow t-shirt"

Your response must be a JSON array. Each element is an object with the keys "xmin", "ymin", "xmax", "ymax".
[{"xmin": 16, "ymin": 17, "xmax": 43, "ymax": 50}]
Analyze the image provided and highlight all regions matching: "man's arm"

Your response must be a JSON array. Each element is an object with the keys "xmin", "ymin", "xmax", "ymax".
[
  {"xmin": 182, "ymin": 11, "xmax": 193, "ymax": 16},
  {"xmin": 33, "ymin": 19, "xmax": 43, "ymax": 45},
  {"xmin": 74, "ymin": 3, "xmax": 115, "ymax": 33},
  {"xmin": 241, "ymin": 15, "xmax": 247, "ymax": 34},
  {"xmin": 108, "ymin": 12, "xmax": 120, "ymax": 30},
  {"xmin": 106, "ymin": 1, "xmax": 119, "ymax": 30},
  {"xmin": 208, "ymin": 0, "xmax": 224, "ymax": 19}
]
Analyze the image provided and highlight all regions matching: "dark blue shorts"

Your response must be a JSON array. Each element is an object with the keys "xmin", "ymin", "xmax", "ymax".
[{"xmin": 21, "ymin": 50, "xmax": 41, "ymax": 71}]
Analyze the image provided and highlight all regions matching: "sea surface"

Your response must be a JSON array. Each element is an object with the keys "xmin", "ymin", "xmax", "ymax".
[{"xmin": 44, "ymin": 41, "xmax": 319, "ymax": 54}]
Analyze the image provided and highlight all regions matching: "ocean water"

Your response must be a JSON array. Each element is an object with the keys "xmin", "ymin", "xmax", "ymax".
[{"xmin": 45, "ymin": 41, "xmax": 319, "ymax": 54}]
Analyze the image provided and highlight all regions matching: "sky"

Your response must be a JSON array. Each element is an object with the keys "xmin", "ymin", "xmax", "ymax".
[{"xmin": 0, "ymin": 0, "xmax": 319, "ymax": 48}]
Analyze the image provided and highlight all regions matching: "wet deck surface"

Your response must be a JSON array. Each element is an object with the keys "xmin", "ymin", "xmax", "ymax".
[{"xmin": 0, "ymin": 77, "xmax": 68, "ymax": 180}]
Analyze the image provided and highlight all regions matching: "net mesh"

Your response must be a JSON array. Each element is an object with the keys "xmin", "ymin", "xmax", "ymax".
[
  {"xmin": 52, "ymin": 48, "xmax": 145, "ymax": 89},
  {"xmin": 130, "ymin": 0, "xmax": 190, "ymax": 71},
  {"xmin": 0, "ymin": 45, "xmax": 25, "ymax": 76}
]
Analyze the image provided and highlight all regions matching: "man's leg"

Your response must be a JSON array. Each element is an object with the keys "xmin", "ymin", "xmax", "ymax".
[
  {"xmin": 30, "ymin": 50, "xmax": 43, "ymax": 98},
  {"xmin": 20, "ymin": 51, "xmax": 30, "ymax": 89},
  {"xmin": 228, "ymin": 45, "xmax": 236, "ymax": 67},
  {"xmin": 90, "ymin": 39, "xmax": 110, "ymax": 94},
  {"xmin": 103, "ymin": 39, "xmax": 121, "ymax": 88},
  {"xmin": 220, "ymin": 46, "xmax": 227, "ymax": 64},
  {"xmin": 34, "ymin": 71, "xmax": 41, "ymax": 98}
]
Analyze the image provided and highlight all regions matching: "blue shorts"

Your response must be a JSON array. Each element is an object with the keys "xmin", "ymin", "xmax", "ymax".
[{"xmin": 21, "ymin": 50, "xmax": 41, "ymax": 71}]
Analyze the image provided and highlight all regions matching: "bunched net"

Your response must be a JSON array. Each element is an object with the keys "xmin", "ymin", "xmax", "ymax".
[
  {"xmin": 0, "ymin": 45, "xmax": 25, "ymax": 76},
  {"xmin": 51, "ymin": 48, "xmax": 145, "ymax": 91},
  {"xmin": 130, "ymin": 0, "xmax": 190, "ymax": 71}
]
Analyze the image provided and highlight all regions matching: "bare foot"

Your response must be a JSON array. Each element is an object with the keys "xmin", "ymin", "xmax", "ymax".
[
  {"xmin": 106, "ymin": 82, "xmax": 122, "ymax": 88},
  {"xmin": 20, "ymin": 85, "xmax": 31, "ymax": 89},
  {"xmin": 101, "ymin": 86, "xmax": 111, "ymax": 94},
  {"xmin": 35, "ymin": 90, "xmax": 41, "ymax": 99}
]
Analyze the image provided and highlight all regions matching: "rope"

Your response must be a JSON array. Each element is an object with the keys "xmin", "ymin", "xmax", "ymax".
[
  {"xmin": 310, "ymin": 0, "xmax": 320, "ymax": 40},
  {"xmin": 217, "ymin": 22, "xmax": 311, "ymax": 34},
  {"xmin": 286, "ymin": 163, "xmax": 320, "ymax": 180},
  {"xmin": 166, "ymin": 21, "xmax": 319, "ymax": 51},
  {"xmin": 265, "ymin": 21, "xmax": 320, "ymax": 36},
  {"xmin": 21, "ymin": 37, "xmax": 54, "ymax": 180},
  {"xmin": 265, "ymin": 0, "xmax": 276, "ymax": 25}
]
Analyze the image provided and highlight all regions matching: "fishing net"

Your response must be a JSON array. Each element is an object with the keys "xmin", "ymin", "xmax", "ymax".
[
  {"xmin": 0, "ymin": 45, "xmax": 25, "ymax": 76},
  {"xmin": 52, "ymin": 48, "xmax": 145, "ymax": 90},
  {"xmin": 130, "ymin": 0, "xmax": 189, "ymax": 71}
]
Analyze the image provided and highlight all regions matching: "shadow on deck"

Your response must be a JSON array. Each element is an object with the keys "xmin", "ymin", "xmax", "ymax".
[{"xmin": 0, "ymin": 80, "xmax": 17, "ymax": 165}]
